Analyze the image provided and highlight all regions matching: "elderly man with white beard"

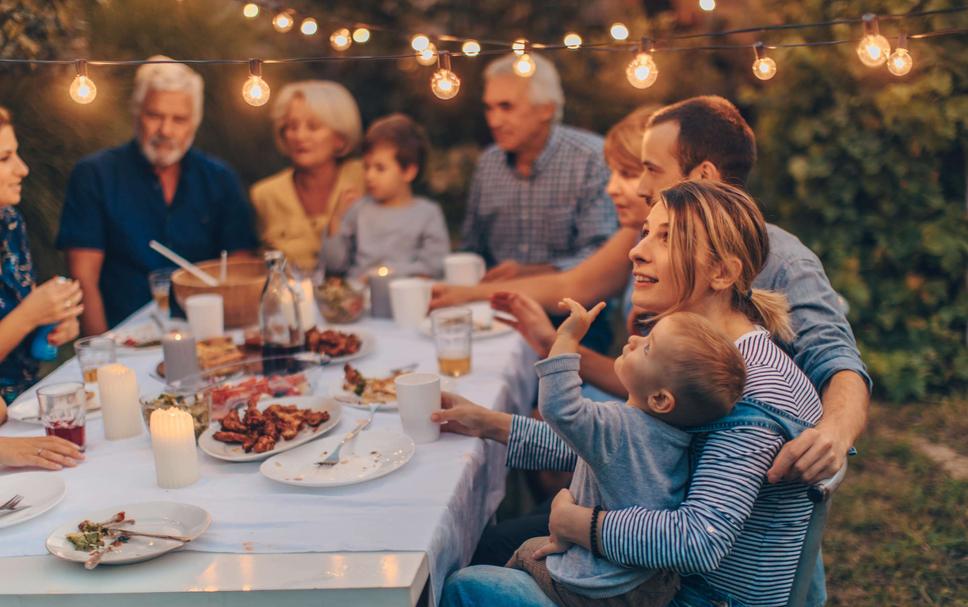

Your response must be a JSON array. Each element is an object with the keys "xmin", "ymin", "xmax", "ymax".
[{"xmin": 57, "ymin": 56, "xmax": 258, "ymax": 334}]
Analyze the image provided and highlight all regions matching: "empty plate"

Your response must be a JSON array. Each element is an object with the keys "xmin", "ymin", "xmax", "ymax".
[{"xmin": 0, "ymin": 472, "xmax": 66, "ymax": 529}]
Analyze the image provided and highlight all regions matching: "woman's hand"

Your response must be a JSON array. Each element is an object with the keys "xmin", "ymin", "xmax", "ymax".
[
  {"xmin": 533, "ymin": 489, "xmax": 581, "ymax": 558},
  {"xmin": 16, "ymin": 278, "xmax": 83, "ymax": 329},
  {"xmin": 491, "ymin": 292, "xmax": 556, "ymax": 358},
  {"xmin": 431, "ymin": 392, "xmax": 511, "ymax": 444},
  {"xmin": 0, "ymin": 436, "xmax": 85, "ymax": 470},
  {"xmin": 47, "ymin": 317, "xmax": 80, "ymax": 347}
]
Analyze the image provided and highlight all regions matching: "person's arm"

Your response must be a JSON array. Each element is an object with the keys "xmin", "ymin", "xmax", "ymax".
[
  {"xmin": 549, "ymin": 154, "xmax": 617, "ymax": 271},
  {"xmin": 576, "ymin": 346, "xmax": 627, "ymax": 399},
  {"xmin": 481, "ymin": 260, "xmax": 557, "ymax": 282},
  {"xmin": 66, "ymin": 249, "xmax": 108, "ymax": 336},
  {"xmin": 432, "ymin": 227, "xmax": 637, "ymax": 311},
  {"xmin": 548, "ymin": 426, "xmax": 784, "ymax": 573},
  {"xmin": 765, "ymin": 254, "xmax": 872, "ymax": 483},
  {"xmin": 0, "ymin": 278, "xmax": 83, "ymax": 362},
  {"xmin": 319, "ymin": 203, "xmax": 359, "ymax": 275},
  {"xmin": 0, "ymin": 436, "xmax": 84, "ymax": 470}
]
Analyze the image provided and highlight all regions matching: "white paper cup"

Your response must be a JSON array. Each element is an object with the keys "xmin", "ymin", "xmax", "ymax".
[
  {"xmin": 184, "ymin": 294, "xmax": 224, "ymax": 340},
  {"xmin": 394, "ymin": 372, "xmax": 441, "ymax": 444},
  {"xmin": 389, "ymin": 278, "xmax": 432, "ymax": 330},
  {"xmin": 444, "ymin": 253, "xmax": 486, "ymax": 286}
]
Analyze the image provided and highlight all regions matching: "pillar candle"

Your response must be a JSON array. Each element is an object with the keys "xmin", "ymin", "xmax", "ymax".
[
  {"xmin": 369, "ymin": 266, "xmax": 393, "ymax": 319},
  {"xmin": 97, "ymin": 364, "xmax": 143, "ymax": 440},
  {"xmin": 150, "ymin": 408, "xmax": 200, "ymax": 489},
  {"xmin": 283, "ymin": 279, "xmax": 317, "ymax": 332},
  {"xmin": 162, "ymin": 328, "xmax": 200, "ymax": 384}
]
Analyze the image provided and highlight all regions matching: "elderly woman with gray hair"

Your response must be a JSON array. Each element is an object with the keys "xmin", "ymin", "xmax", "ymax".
[
  {"xmin": 250, "ymin": 81, "xmax": 364, "ymax": 273},
  {"xmin": 57, "ymin": 56, "xmax": 258, "ymax": 334}
]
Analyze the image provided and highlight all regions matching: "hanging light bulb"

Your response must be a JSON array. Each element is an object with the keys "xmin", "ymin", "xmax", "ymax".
[
  {"xmin": 416, "ymin": 42, "xmax": 437, "ymax": 66},
  {"xmin": 857, "ymin": 14, "xmax": 891, "ymax": 67},
  {"xmin": 69, "ymin": 60, "xmax": 97, "ymax": 104},
  {"xmin": 751, "ymin": 42, "xmax": 777, "ymax": 80},
  {"xmin": 353, "ymin": 27, "xmax": 371, "ymax": 43},
  {"xmin": 272, "ymin": 11, "xmax": 294, "ymax": 33},
  {"xmin": 610, "ymin": 23, "xmax": 630, "ymax": 41},
  {"xmin": 242, "ymin": 3, "xmax": 259, "ymax": 18},
  {"xmin": 300, "ymin": 18, "xmax": 318, "ymax": 36},
  {"xmin": 330, "ymin": 28, "xmax": 352, "ymax": 51},
  {"xmin": 563, "ymin": 33, "xmax": 582, "ymax": 50},
  {"xmin": 699, "ymin": 0, "xmax": 716, "ymax": 11},
  {"xmin": 411, "ymin": 34, "xmax": 430, "ymax": 52},
  {"xmin": 462, "ymin": 39, "xmax": 481, "ymax": 57},
  {"xmin": 512, "ymin": 38, "xmax": 527, "ymax": 56},
  {"xmin": 431, "ymin": 51, "xmax": 461, "ymax": 100},
  {"xmin": 242, "ymin": 59, "xmax": 270, "ymax": 107},
  {"xmin": 626, "ymin": 39, "xmax": 659, "ymax": 89},
  {"xmin": 887, "ymin": 33, "xmax": 913, "ymax": 76},
  {"xmin": 513, "ymin": 54, "xmax": 536, "ymax": 78}
]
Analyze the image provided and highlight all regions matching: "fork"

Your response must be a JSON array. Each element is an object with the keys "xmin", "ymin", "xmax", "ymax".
[
  {"xmin": 316, "ymin": 405, "xmax": 377, "ymax": 467},
  {"xmin": 0, "ymin": 494, "xmax": 23, "ymax": 511}
]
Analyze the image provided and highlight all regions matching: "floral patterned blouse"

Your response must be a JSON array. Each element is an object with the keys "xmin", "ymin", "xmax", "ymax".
[{"xmin": 0, "ymin": 206, "xmax": 38, "ymax": 403}]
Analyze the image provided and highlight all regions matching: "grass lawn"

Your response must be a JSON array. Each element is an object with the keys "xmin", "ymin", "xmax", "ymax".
[{"xmin": 824, "ymin": 399, "xmax": 967, "ymax": 606}]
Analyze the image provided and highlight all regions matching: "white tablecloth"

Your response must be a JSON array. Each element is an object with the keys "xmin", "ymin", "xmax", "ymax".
[{"xmin": 0, "ymin": 306, "xmax": 539, "ymax": 604}]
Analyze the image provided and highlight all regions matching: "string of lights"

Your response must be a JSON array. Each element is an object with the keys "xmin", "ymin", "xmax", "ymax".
[{"xmin": 0, "ymin": 4, "xmax": 964, "ymax": 105}]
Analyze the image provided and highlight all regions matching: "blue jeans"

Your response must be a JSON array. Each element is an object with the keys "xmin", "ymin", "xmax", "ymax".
[{"xmin": 440, "ymin": 565, "xmax": 555, "ymax": 607}]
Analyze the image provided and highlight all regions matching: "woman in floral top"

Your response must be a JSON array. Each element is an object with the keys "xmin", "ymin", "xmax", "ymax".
[{"xmin": 0, "ymin": 106, "xmax": 85, "ymax": 470}]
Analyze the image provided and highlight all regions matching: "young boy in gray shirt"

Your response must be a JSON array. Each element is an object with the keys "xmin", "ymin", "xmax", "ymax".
[
  {"xmin": 320, "ymin": 113, "xmax": 449, "ymax": 280},
  {"xmin": 507, "ymin": 299, "xmax": 746, "ymax": 607}
]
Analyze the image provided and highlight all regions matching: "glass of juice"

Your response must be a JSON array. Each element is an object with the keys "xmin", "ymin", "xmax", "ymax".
[
  {"xmin": 37, "ymin": 382, "xmax": 87, "ymax": 449},
  {"xmin": 75, "ymin": 336, "xmax": 117, "ymax": 403},
  {"xmin": 148, "ymin": 268, "xmax": 175, "ymax": 315},
  {"xmin": 431, "ymin": 307, "xmax": 473, "ymax": 377}
]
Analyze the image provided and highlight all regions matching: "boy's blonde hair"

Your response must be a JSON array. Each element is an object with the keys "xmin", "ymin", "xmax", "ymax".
[
  {"xmin": 659, "ymin": 312, "xmax": 746, "ymax": 426},
  {"xmin": 603, "ymin": 105, "xmax": 657, "ymax": 175}
]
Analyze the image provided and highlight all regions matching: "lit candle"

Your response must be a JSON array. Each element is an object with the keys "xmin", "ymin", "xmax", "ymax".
[
  {"xmin": 150, "ymin": 408, "xmax": 200, "ymax": 489},
  {"xmin": 97, "ymin": 364, "xmax": 143, "ymax": 440},
  {"xmin": 162, "ymin": 327, "xmax": 200, "ymax": 384},
  {"xmin": 369, "ymin": 265, "xmax": 393, "ymax": 319}
]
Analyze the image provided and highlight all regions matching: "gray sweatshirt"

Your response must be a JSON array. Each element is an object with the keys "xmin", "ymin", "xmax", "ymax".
[
  {"xmin": 319, "ymin": 195, "xmax": 450, "ymax": 279},
  {"xmin": 536, "ymin": 353, "xmax": 692, "ymax": 599}
]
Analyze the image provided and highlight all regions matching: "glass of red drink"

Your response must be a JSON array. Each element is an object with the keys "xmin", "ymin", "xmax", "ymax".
[{"xmin": 37, "ymin": 382, "xmax": 87, "ymax": 450}]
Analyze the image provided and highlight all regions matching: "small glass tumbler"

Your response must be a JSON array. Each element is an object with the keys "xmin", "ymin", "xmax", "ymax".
[
  {"xmin": 148, "ymin": 268, "xmax": 175, "ymax": 315},
  {"xmin": 37, "ymin": 382, "xmax": 87, "ymax": 449},
  {"xmin": 431, "ymin": 307, "xmax": 473, "ymax": 377}
]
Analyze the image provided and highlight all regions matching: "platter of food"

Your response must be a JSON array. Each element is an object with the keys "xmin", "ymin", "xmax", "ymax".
[
  {"xmin": 155, "ymin": 336, "xmax": 246, "ymax": 380},
  {"xmin": 198, "ymin": 395, "xmax": 341, "ymax": 462},
  {"xmin": 260, "ymin": 428, "xmax": 415, "ymax": 488},
  {"xmin": 304, "ymin": 327, "xmax": 374, "ymax": 364},
  {"xmin": 334, "ymin": 364, "xmax": 407, "ymax": 411},
  {"xmin": 45, "ymin": 502, "xmax": 211, "ymax": 568},
  {"xmin": 105, "ymin": 322, "xmax": 163, "ymax": 350}
]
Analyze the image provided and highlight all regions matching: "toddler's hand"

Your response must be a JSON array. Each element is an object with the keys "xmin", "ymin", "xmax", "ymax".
[
  {"xmin": 532, "ymin": 536, "xmax": 571, "ymax": 560},
  {"xmin": 553, "ymin": 298, "xmax": 605, "ymax": 349}
]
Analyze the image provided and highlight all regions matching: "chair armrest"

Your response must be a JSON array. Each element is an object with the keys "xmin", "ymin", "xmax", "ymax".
[{"xmin": 807, "ymin": 461, "xmax": 848, "ymax": 503}]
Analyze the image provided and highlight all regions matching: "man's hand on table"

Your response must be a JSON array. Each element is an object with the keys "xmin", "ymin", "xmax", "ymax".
[{"xmin": 432, "ymin": 392, "xmax": 511, "ymax": 444}]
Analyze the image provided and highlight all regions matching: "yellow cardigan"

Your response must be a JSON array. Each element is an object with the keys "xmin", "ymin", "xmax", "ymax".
[{"xmin": 249, "ymin": 160, "xmax": 364, "ymax": 272}]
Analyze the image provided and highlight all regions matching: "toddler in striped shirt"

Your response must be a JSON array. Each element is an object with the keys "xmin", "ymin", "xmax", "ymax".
[{"xmin": 506, "ymin": 299, "xmax": 746, "ymax": 607}]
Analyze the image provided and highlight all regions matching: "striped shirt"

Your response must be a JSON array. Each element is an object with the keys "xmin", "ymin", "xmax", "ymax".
[
  {"xmin": 506, "ymin": 328, "xmax": 823, "ymax": 607},
  {"xmin": 460, "ymin": 125, "xmax": 617, "ymax": 270}
]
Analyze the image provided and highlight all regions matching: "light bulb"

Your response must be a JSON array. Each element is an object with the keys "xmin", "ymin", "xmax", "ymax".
[
  {"xmin": 242, "ymin": 3, "xmax": 259, "ymax": 18},
  {"xmin": 512, "ymin": 53, "xmax": 536, "ymax": 77},
  {"xmin": 431, "ymin": 68, "xmax": 461, "ymax": 100},
  {"xmin": 272, "ymin": 11, "xmax": 293, "ymax": 33},
  {"xmin": 69, "ymin": 74, "xmax": 97, "ymax": 104},
  {"xmin": 857, "ymin": 34, "xmax": 891, "ymax": 66},
  {"xmin": 411, "ymin": 34, "xmax": 430, "ymax": 52},
  {"xmin": 462, "ymin": 40, "xmax": 481, "ymax": 57},
  {"xmin": 563, "ymin": 33, "xmax": 582, "ymax": 50},
  {"xmin": 610, "ymin": 23, "xmax": 630, "ymax": 41},
  {"xmin": 752, "ymin": 57, "xmax": 776, "ymax": 80},
  {"xmin": 512, "ymin": 38, "xmax": 527, "ymax": 56},
  {"xmin": 299, "ymin": 18, "xmax": 317, "ymax": 36},
  {"xmin": 330, "ymin": 28, "xmax": 352, "ymax": 51},
  {"xmin": 699, "ymin": 0, "xmax": 716, "ymax": 11},
  {"xmin": 626, "ymin": 52, "xmax": 658, "ymax": 89},
  {"xmin": 416, "ymin": 43, "xmax": 437, "ymax": 66},
  {"xmin": 242, "ymin": 60, "xmax": 270, "ymax": 107},
  {"xmin": 353, "ymin": 27, "xmax": 370, "ymax": 43},
  {"xmin": 887, "ymin": 47, "xmax": 912, "ymax": 76}
]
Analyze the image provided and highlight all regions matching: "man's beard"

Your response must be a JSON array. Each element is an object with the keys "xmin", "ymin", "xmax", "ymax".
[{"xmin": 140, "ymin": 134, "xmax": 193, "ymax": 167}]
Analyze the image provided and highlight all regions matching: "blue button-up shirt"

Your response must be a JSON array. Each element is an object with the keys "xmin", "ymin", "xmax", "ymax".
[
  {"xmin": 57, "ymin": 140, "xmax": 258, "ymax": 327},
  {"xmin": 0, "ymin": 206, "xmax": 38, "ymax": 401},
  {"xmin": 460, "ymin": 124, "xmax": 617, "ymax": 270}
]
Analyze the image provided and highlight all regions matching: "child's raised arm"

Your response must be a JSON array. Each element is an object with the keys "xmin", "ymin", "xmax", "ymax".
[{"xmin": 548, "ymin": 298, "xmax": 606, "ymax": 357}]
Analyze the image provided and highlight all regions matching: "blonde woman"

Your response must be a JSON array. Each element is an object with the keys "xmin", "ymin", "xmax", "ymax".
[{"xmin": 251, "ymin": 81, "xmax": 365, "ymax": 272}]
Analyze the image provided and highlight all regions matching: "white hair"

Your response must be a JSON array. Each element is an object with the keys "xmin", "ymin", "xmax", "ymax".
[
  {"xmin": 484, "ymin": 53, "xmax": 564, "ymax": 122},
  {"xmin": 270, "ymin": 80, "xmax": 362, "ymax": 158},
  {"xmin": 130, "ymin": 55, "xmax": 204, "ymax": 128}
]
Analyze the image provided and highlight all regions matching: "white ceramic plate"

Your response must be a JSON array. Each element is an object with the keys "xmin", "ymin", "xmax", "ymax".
[
  {"xmin": 0, "ymin": 472, "xmax": 66, "ymax": 529},
  {"xmin": 6, "ymin": 391, "xmax": 101, "ymax": 425},
  {"xmin": 316, "ymin": 329, "xmax": 376, "ymax": 365},
  {"xmin": 105, "ymin": 323, "xmax": 163, "ymax": 350},
  {"xmin": 260, "ymin": 428, "xmax": 415, "ymax": 488},
  {"xmin": 198, "ymin": 395, "xmax": 342, "ymax": 463},
  {"xmin": 419, "ymin": 317, "xmax": 514, "ymax": 341},
  {"xmin": 332, "ymin": 365, "xmax": 401, "ymax": 412},
  {"xmin": 46, "ymin": 501, "xmax": 210, "ymax": 566}
]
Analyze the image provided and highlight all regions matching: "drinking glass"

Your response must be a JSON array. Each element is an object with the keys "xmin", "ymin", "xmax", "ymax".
[
  {"xmin": 37, "ymin": 382, "xmax": 87, "ymax": 449},
  {"xmin": 75, "ymin": 336, "xmax": 117, "ymax": 393},
  {"xmin": 148, "ymin": 268, "xmax": 175, "ymax": 314},
  {"xmin": 431, "ymin": 307, "xmax": 472, "ymax": 377}
]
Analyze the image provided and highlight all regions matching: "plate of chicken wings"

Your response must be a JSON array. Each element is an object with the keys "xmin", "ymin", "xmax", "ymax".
[{"xmin": 198, "ymin": 395, "xmax": 341, "ymax": 463}]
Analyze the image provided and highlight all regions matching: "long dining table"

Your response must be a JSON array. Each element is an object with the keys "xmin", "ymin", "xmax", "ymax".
[{"xmin": 0, "ymin": 303, "xmax": 539, "ymax": 606}]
